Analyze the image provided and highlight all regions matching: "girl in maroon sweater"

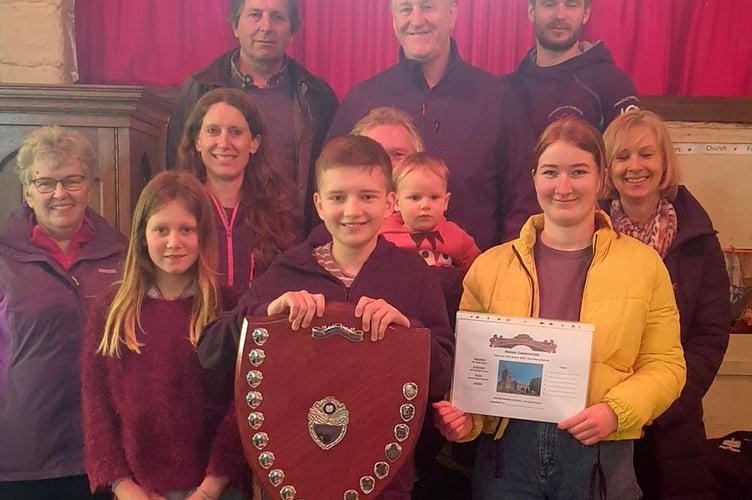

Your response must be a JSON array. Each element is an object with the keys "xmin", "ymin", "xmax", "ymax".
[{"xmin": 82, "ymin": 172, "xmax": 248, "ymax": 500}]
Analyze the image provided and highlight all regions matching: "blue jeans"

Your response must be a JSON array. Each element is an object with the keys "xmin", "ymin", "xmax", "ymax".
[{"xmin": 472, "ymin": 420, "xmax": 642, "ymax": 500}]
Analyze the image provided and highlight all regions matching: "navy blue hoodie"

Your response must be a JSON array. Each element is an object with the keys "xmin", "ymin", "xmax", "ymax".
[{"xmin": 498, "ymin": 41, "xmax": 641, "ymax": 240}]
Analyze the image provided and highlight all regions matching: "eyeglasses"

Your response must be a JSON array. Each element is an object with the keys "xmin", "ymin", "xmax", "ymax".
[{"xmin": 31, "ymin": 174, "xmax": 87, "ymax": 194}]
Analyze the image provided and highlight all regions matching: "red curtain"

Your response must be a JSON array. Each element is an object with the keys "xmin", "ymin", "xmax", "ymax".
[{"xmin": 75, "ymin": 0, "xmax": 752, "ymax": 98}]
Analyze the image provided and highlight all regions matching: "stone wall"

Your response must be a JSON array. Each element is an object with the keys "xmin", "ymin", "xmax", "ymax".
[{"xmin": 0, "ymin": 0, "xmax": 77, "ymax": 84}]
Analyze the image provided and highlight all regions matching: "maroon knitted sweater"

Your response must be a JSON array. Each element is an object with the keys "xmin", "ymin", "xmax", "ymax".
[{"xmin": 82, "ymin": 294, "xmax": 248, "ymax": 494}]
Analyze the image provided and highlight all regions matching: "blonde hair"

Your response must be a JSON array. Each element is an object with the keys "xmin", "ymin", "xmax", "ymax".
[
  {"xmin": 603, "ymin": 109, "xmax": 680, "ymax": 201},
  {"xmin": 16, "ymin": 125, "xmax": 96, "ymax": 189},
  {"xmin": 97, "ymin": 172, "xmax": 221, "ymax": 357},
  {"xmin": 393, "ymin": 152, "xmax": 449, "ymax": 191},
  {"xmin": 350, "ymin": 107, "xmax": 424, "ymax": 154}
]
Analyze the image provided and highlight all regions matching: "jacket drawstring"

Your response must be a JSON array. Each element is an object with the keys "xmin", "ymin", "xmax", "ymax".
[
  {"xmin": 588, "ymin": 442, "xmax": 607, "ymax": 500},
  {"xmin": 488, "ymin": 420, "xmax": 506, "ymax": 479}
]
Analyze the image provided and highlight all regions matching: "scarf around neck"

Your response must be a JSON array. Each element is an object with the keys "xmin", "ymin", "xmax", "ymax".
[{"xmin": 610, "ymin": 197, "xmax": 677, "ymax": 258}]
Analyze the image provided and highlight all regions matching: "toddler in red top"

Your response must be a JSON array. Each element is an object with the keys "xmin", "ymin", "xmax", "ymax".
[{"xmin": 380, "ymin": 153, "xmax": 480, "ymax": 273}]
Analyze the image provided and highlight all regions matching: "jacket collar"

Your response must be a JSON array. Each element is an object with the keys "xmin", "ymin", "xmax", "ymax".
[
  {"xmin": 230, "ymin": 49, "xmax": 289, "ymax": 90},
  {"xmin": 0, "ymin": 205, "xmax": 126, "ymax": 264},
  {"xmin": 601, "ymin": 186, "xmax": 717, "ymax": 251},
  {"xmin": 398, "ymin": 38, "xmax": 462, "ymax": 87},
  {"xmin": 194, "ymin": 48, "xmax": 332, "ymax": 95},
  {"xmin": 669, "ymin": 186, "xmax": 717, "ymax": 247},
  {"xmin": 280, "ymin": 231, "xmax": 394, "ymax": 273},
  {"xmin": 517, "ymin": 40, "xmax": 612, "ymax": 77},
  {"xmin": 515, "ymin": 210, "xmax": 616, "ymax": 260}
]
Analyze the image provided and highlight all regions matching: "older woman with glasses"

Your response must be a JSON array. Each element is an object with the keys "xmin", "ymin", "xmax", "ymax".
[{"xmin": 0, "ymin": 125, "xmax": 126, "ymax": 499}]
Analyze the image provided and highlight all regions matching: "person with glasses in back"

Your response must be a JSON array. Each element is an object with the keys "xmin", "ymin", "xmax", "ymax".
[{"xmin": 0, "ymin": 125, "xmax": 126, "ymax": 500}]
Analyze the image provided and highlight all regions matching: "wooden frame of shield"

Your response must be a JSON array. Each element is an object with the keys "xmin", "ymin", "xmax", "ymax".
[{"xmin": 234, "ymin": 302, "xmax": 431, "ymax": 500}]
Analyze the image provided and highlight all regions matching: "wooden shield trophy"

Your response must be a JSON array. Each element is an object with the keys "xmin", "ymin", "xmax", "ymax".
[{"xmin": 234, "ymin": 302, "xmax": 430, "ymax": 500}]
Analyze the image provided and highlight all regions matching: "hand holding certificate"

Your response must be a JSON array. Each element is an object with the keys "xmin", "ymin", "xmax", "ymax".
[{"xmin": 450, "ymin": 311, "xmax": 594, "ymax": 424}]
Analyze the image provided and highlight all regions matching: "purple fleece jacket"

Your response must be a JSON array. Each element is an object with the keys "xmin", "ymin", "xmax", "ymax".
[{"xmin": 0, "ymin": 205, "xmax": 126, "ymax": 482}]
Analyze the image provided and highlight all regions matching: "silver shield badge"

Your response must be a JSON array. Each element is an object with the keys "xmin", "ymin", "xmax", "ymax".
[{"xmin": 307, "ymin": 396, "xmax": 350, "ymax": 450}]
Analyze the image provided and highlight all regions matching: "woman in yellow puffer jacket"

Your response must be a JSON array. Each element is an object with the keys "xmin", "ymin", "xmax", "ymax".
[{"xmin": 434, "ymin": 118, "xmax": 686, "ymax": 500}]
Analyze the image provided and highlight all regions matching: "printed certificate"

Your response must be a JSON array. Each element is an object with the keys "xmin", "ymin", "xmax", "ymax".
[{"xmin": 450, "ymin": 312, "xmax": 594, "ymax": 423}]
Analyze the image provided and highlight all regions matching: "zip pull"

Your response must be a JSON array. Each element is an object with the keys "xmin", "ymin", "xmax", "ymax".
[{"xmin": 71, "ymin": 275, "xmax": 80, "ymax": 286}]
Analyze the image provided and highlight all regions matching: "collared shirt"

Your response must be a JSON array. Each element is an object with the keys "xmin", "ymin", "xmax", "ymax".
[
  {"xmin": 230, "ymin": 50, "xmax": 297, "ymax": 182},
  {"xmin": 230, "ymin": 49, "xmax": 289, "ymax": 90}
]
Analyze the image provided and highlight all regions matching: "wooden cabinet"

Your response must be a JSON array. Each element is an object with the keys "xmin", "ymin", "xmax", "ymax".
[{"xmin": 0, "ymin": 84, "xmax": 171, "ymax": 235}]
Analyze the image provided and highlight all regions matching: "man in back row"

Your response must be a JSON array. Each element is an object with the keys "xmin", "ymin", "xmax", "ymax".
[
  {"xmin": 327, "ymin": 0, "xmax": 532, "ymax": 251},
  {"xmin": 498, "ymin": 0, "xmax": 640, "ymax": 248},
  {"xmin": 167, "ymin": 0, "xmax": 338, "ymax": 231},
  {"xmin": 508, "ymin": 0, "xmax": 639, "ymax": 133}
]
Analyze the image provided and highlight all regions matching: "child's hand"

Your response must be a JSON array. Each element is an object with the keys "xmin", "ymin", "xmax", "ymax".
[
  {"xmin": 354, "ymin": 296, "xmax": 409, "ymax": 341},
  {"xmin": 267, "ymin": 290, "xmax": 326, "ymax": 330},
  {"xmin": 112, "ymin": 478, "xmax": 162, "ymax": 500},
  {"xmin": 558, "ymin": 402, "xmax": 618, "ymax": 446},
  {"xmin": 433, "ymin": 400, "xmax": 473, "ymax": 441}
]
